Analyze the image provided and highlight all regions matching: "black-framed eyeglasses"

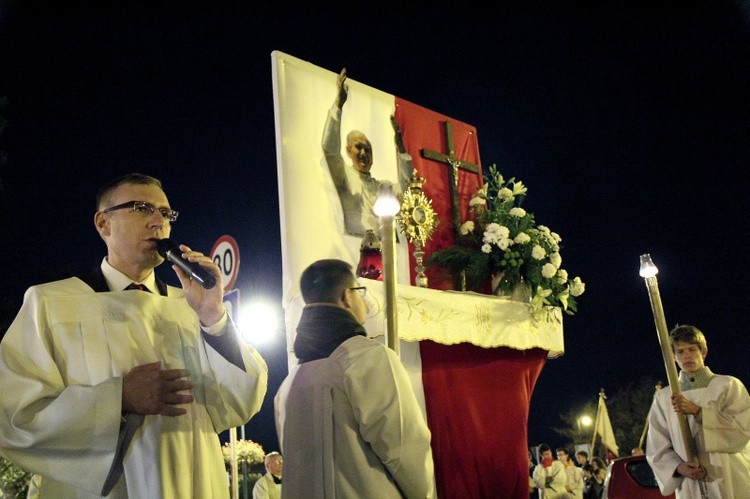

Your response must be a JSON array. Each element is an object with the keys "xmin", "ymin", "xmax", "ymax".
[
  {"xmin": 102, "ymin": 200, "xmax": 179, "ymax": 222},
  {"xmin": 348, "ymin": 286, "xmax": 367, "ymax": 297}
]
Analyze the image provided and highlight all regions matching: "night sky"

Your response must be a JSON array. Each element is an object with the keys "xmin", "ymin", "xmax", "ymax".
[{"xmin": 1, "ymin": 2, "xmax": 749, "ymax": 455}]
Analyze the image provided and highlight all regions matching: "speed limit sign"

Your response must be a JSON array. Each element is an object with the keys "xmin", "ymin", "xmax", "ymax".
[{"xmin": 210, "ymin": 235, "xmax": 240, "ymax": 292}]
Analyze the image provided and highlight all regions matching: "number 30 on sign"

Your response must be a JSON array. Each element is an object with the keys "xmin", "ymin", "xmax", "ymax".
[{"xmin": 210, "ymin": 235, "xmax": 240, "ymax": 292}]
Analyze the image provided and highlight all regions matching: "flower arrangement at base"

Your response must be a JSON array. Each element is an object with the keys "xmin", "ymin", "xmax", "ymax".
[
  {"xmin": 426, "ymin": 163, "xmax": 585, "ymax": 320},
  {"xmin": 0, "ymin": 456, "xmax": 32, "ymax": 498},
  {"xmin": 221, "ymin": 438, "xmax": 265, "ymax": 469}
]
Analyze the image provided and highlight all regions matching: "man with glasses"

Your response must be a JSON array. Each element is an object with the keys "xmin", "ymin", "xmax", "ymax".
[
  {"xmin": 0, "ymin": 173, "xmax": 268, "ymax": 497},
  {"xmin": 275, "ymin": 259, "xmax": 435, "ymax": 498}
]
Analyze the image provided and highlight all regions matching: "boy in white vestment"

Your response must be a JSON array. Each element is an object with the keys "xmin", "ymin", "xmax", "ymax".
[
  {"xmin": 0, "ymin": 173, "xmax": 268, "ymax": 498},
  {"xmin": 646, "ymin": 324, "xmax": 750, "ymax": 498}
]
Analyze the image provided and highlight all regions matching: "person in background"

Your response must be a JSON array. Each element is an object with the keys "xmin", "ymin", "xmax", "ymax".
[
  {"xmin": 589, "ymin": 456, "xmax": 607, "ymax": 486},
  {"xmin": 253, "ymin": 451, "xmax": 282, "ymax": 499},
  {"xmin": 0, "ymin": 173, "xmax": 268, "ymax": 497},
  {"xmin": 274, "ymin": 259, "xmax": 435, "ymax": 498},
  {"xmin": 556, "ymin": 447, "xmax": 583, "ymax": 498},
  {"xmin": 646, "ymin": 324, "xmax": 750, "ymax": 498},
  {"xmin": 321, "ymin": 68, "xmax": 413, "ymax": 237},
  {"xmin": 581, "ymin": 464, "xmax": 602, "ymax": 499},
  {"xmin": 532, "ymin": 443, "xmax": 567, "ymax": 498},
  {"xmin": 575, "ymin": 451, "xmax": 590, "ymax": 468}
]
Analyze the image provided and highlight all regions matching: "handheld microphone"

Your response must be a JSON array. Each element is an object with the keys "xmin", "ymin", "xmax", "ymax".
[{"xmin": 156, "ymin": 239, "xmax": 218, "ymax": 289}]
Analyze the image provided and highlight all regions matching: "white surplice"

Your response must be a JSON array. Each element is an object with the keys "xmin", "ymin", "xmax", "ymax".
[
  {"xmin": 0, "ymin": 277, "xmax": 268, "ymax": 498},
  {"xmin": 646, "ymin": 370, "xmax": 750, "ymax": 498},
  {"xmin": 274, "ymin": 335, "xmax": 435, "ymax": 499}
]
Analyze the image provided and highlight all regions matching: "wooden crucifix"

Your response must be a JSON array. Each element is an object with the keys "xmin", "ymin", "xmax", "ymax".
[{"xmin": 420, "ymin": 121, "xmax": 481, "ymax": 238}]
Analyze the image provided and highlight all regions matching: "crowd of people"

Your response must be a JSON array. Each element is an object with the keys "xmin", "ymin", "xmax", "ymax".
[{"xmin": 528, "ymin": 447, "xmax": 607, "ymax": 499}]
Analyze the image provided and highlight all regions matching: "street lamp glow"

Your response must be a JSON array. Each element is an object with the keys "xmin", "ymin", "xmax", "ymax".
[
  {"xmin": 579, "ymin": 415, "xmax": 593, "ymax": 427},
  {"xmin": 238, "ymin": 301, "xmax": 278, "ymax": 344}
]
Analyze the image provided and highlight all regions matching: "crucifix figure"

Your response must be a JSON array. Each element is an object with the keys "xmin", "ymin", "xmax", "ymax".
[{"xmin": 420, "ymin": 121, "xmax": 480, "ymax": 238}]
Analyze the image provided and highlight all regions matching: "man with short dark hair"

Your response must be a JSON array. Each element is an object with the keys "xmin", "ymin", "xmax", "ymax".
[
  {"xmin": 275, "ymin": 259, "xmax": 435, "ymax": 498},
  {"xmin": 532, "ymin": 443, "xmax": 566, "ymax": 498},
  {"xmin": 646, "ymin": 324, "xmax": 750, "ymax": 498},
  {"xmin": 0, "ymin": 173, "xmax": 268, "ymax": 497}
]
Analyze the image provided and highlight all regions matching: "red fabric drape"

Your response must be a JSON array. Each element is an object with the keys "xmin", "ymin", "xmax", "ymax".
[
  {"xmin": 394, "ymin": 98, "xmax": 485, "ymax": 291},
  {"xmin": 395, "ymin": 97, "xmax": 550, "ymax": 498},
  {"xmin": 420, "ymin": 342, "xmax": 548, "ymax": 498}
]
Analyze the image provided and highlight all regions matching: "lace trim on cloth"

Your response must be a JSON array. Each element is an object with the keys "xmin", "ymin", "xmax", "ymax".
[{"xmin": 360, "ymin": 278, "xmax": 564, "ymax": 358}]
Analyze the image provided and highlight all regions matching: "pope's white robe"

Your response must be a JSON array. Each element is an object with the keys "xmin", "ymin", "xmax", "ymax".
[
  {"xmin": 274, "ymin": 335, "xmax": 435, "ymax": 499},
  {"xmin": 0, "ymin": 277, "xmax": 268, "ymax": 498},
  {"xmin": 646, "ymin": 373, "xmax": 750, "ymax": 498}
]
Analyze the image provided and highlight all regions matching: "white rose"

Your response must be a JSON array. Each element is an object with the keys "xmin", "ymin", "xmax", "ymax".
[
  {"xmin": 550, "ymin": 252, "xmax": 562, "ymax": 268},
  {"xmin": 460, "ymin": 220, "xmax": 475, "ymax": 235},
  {"xmin": 570, "ymin": 277, "xmax": 585, "ymax": 297},
  {"xmin": 542, "ymin": 263, "xmax": 557, "ymax": 278},
  {"xmin": 509, "ymin": 207, "xmax": 526, "ymax": 217},
  {"xmin": 531, "ymin": 245, "xmax": 546, "ymax": 260},
  {"xmin": 514, "ymin": 232, "xmax": 531, "ymax": 244}
]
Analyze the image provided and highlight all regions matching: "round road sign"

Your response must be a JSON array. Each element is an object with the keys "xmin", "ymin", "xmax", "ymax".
[{"xmin": 210, "ymin": 235, "xmax": 240, "ymax": 292}]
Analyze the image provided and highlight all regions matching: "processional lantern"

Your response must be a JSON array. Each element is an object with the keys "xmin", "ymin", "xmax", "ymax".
[
  {"xmin": 639, "ymin": 254, "xmax": 704, "ymax": 475},
  {"xmin": 356, "ymin": 230, "xmax": 382, "ymax": 281}
]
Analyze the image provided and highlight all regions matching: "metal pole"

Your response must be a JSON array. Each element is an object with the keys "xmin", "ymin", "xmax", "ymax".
[
  {"xmin": 229, "ymin": 427, "xmax": 239, "ymax": 499},
  {"xmin": 380, "ymin": 213, "xmax": 399, "ymax": 355}
]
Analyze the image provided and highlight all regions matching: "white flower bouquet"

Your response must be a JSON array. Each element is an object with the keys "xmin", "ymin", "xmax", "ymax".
[{"xmin": 427, "ymin": 164, "xmax": 585, "ymax": 319}]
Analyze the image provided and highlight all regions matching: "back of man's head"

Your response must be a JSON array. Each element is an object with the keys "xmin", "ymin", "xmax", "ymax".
[{"xmin": 300, "ymin": 259, "xmax": 353, "ymax": 304}]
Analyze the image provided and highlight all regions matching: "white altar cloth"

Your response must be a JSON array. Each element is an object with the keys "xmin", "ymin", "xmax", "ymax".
[{"xmin": 361, "ymin": 278, "xmax": 564, "ymax": 358}]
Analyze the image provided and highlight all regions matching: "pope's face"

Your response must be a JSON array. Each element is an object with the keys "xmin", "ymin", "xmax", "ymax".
[
  {"xmin": 673, "ymin": 340, "xmax": 707, "ymax": 373},
  {"xmin": 346, "ymin": 132, "xmax": 373, "ymax": 173}
]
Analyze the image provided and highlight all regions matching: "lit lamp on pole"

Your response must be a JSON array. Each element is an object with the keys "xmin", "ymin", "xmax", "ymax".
[
  {"xmin": 374, "ymin": 182, "xmax": 401, "ymax": 354},
  {"xmin": 639, "ymin": 253, "xmax": 700, "ymax": 466}
]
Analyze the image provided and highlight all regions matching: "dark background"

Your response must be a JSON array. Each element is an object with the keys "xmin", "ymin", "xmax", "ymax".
[{"xmin": 1, "ymin": 2, "xmax": 749, "ymax": 456}]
